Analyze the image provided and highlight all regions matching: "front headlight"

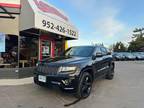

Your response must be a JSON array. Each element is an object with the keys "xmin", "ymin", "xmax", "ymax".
[{"xmin": 58, "ymin": 66, "xmax": 77, "ymax": 73}]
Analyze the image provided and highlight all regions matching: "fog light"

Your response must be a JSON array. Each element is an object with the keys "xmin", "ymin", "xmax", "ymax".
[{"xmin": 62, "ymin": 79, "xmax": 70, "ymax": 85}]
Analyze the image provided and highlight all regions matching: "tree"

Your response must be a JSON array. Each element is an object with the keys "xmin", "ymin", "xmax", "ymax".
[
  {"xmin": 128, "ymin": 28, "xmax": 144, "ymax": 51},
  {"xmin": 133, "ymin": 28, "xmax": 144, "ymax": 38},
  {"xmin": 113, "ymin": 42, "xmax": 127, "ymax": 52}
]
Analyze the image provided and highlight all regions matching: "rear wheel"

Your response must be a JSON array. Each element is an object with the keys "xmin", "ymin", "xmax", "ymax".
[
  {"xmin": 76, "ymin": 72, "xmax": 93, "ymax": 99},
  {"xmin": 106, "ymin": 65, "xmax": 114, "ymax": 80}
]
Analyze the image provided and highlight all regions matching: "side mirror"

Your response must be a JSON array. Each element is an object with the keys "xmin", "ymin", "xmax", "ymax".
[
  {"xmin": 96, "ymin": 52, "xmax": 103, "ymax": 57},
  {"xmin": 92, "ymin": 55, "xmax": 96, "ymax": 60}
]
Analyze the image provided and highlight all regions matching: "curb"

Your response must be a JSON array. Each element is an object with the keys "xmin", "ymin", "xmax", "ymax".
[{"xmin": 0, "ymin": 77, "xmax": 33, "ymax": 86}]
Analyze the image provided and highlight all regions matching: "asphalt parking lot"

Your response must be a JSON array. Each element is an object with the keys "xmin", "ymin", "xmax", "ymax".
[{"xmin": 0, "ymin": 61, "xmax": 144, "ymax": 108}]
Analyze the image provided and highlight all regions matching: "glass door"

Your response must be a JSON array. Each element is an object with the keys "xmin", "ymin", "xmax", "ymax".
[{"xmin": 41, "ymin": 40, "xmax": 51, "ymax": 59}]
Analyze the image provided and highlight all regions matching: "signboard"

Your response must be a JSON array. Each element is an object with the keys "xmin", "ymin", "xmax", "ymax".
[
  {"xmin": 33, "ymin": 0, "xmax": 68, "ymax": 21},
  {"xmin": 0, "ymin": 0, "xmax": 20, "ymax": 5},
  {"xmin": 0, "ymin": 33, "xmax": 5, "ymax": 52},
  {"xmin": 35, "ymin": 14, "xmax": 78, "ymax": 38},
  {"xmin": 0, "ymin": 0, "xmax": 20, "ymax": 8},
  {"xmin": 26, "ymin": 0, "xmax": 78, "ymax": 39}
]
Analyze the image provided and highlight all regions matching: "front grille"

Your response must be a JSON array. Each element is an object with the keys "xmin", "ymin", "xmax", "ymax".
[{"xmin": 37, "ymin": 64, "xmax": 59, "ymax": 75}]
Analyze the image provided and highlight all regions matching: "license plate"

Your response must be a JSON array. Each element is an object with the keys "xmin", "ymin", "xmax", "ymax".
[{"xmin": 38, "ymin": 75, "xmax": 46, "ymax": 83}]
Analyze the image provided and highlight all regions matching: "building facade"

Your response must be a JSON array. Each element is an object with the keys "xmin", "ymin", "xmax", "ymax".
[{"xmin": 0, "ymin": 0, "xmax": 78, "ymax": 78}]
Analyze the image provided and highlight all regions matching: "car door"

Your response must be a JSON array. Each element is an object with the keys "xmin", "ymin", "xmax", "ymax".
[
  {"xmin": 100, "ymin": 47, "xmax": 110, "ymax": 74},
  {"xmin": 92, "ymin": 47, "xmax": 105, "ymax": 78}
]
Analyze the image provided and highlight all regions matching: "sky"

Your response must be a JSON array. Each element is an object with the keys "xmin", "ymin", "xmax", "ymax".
[{"xmin": 46, "ymin": 0, "xmax": 144, "ymax": 47}]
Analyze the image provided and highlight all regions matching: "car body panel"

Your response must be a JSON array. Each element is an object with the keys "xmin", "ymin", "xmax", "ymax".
[{"xmin": 34, "ymin": 46, "xmax": 114, "ymax": 90}]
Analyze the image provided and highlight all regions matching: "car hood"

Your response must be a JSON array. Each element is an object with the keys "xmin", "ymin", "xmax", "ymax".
[
  {"xmin": 137, "ymin": 55, "xmax": 144, "ymax": 58},
  {"xmin": 127, "ymin": 55, "xmax": 135, "ymax": 58},
  {"xmin": 41, "ymin": 56, "xmax": 90, "ymax": 66},
  {"xmin": 116, "ymin": 55, "xmax": 124, "ymax": 58}
]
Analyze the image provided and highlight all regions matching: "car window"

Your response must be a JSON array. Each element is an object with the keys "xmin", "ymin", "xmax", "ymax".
[
  {"xmin": 100, "ymin": 47, "xmax": 108, "ymax": 55},
  {"xmin": 94, "ymin": 47, "xmax": 102, "ymax": 54}
]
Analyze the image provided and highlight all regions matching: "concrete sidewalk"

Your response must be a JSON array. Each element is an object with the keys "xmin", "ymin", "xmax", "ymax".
[{"xmin": 0, "ymin": 77, "xmax": 33, "ymax": 86}]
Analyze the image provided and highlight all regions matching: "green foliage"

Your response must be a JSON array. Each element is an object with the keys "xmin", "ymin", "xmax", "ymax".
[
  {"xmin": 113, "ymin": 42, "xmax": 127, "ymax": 52},
  {"xmin": 128, "ymin": 28, "xmax": 144, "ymax": 51}
]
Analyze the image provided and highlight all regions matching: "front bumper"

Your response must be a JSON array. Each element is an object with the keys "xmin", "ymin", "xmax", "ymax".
[
  {"xmin": 125, "ymin": 57, "xmax": 136, "ymax": 60},
  {"xmin": 34, "ymin": 72, "xmax": 79, "ymax": 90},
  {"xmin": 115, "ymin": 57, "xmax": 125, "ymax": 60},
  {"xmin": 137, "ymin": 57, "xmax": 144, "ymax": 60}
]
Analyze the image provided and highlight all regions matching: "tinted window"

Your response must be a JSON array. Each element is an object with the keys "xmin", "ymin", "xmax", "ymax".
[
  {"xmin": 95, "ymin": 47, "xmax": 102, "ymax": 54},
  {"xmin": 101, "ymin": 47, "xmax": 108, "ymax": 55},
  {"xmin": 65, "ymin": 46, "xmax": 94, "ymax": 57}
]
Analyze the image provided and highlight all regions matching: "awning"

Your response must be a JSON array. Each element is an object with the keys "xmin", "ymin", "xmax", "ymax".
[
  {"xmin": 20, "ymin": 0, "xmax": 78, "ymax": 39},
  {"xmin": 0, "ymin": 3, "xmax": 20, "ymax": 8}
]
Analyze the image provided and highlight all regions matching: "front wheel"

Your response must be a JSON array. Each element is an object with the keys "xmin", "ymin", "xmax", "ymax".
[{"xmin": 76, "ymin": 72, "xmax": 93, "ymax": 99}]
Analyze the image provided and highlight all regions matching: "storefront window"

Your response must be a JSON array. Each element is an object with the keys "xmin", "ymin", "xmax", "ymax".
[
  {"xmin": 41, "ymin": 40, "xmax": 51, "ymax": 59},
  {"xmin": 19, "ymin": 36, "xmax": 38, "ymax": 68},
  {"xmin": 0, "ymin": 35, "xmax": 18, "ymax": 68},
  {"xmin": 55, "ymin": 40, "xmax": 64, "ymax": 57}
]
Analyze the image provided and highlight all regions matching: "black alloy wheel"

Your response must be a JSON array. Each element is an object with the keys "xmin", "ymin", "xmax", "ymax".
[
  {"xmin": 106, "ymin": 65, "xmax": 114, "ymax": 80},
  {"xmin": 76, "ymin": 72, "xmax": 93, "ymax": 99}
]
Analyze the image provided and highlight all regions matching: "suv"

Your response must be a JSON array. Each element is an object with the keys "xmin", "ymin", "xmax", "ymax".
[{"xmin": 34, "ymin": 45, "xmax": 115, "ymax": 98}]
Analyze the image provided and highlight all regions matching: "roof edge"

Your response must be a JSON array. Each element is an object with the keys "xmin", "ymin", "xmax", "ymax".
[{"xmin": 0, "ymin": 3, "xmax": 21, "ymax": 8}]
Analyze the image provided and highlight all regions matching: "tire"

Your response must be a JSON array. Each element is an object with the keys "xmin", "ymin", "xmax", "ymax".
[
  {"xmin": 76, "ymin": 72, "xmax": 93, "ymax": 99},
  {"xmin": 106, "ymin": 65, "xmax": 114, "ymax": 80}
]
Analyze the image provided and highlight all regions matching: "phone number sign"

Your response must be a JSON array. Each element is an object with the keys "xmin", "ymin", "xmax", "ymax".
[
  {"xmin": 35, "ymin": 14, "xmax": 78, "ymax": 38},
  {"xmin": 42, "ymin": 19, "xmax": 77, "ymax": 37}
]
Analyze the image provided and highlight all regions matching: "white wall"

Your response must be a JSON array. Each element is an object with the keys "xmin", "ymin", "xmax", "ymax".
[{"xmin": 0, "ymin": 0, "xmax": 20, "ymax": 4}]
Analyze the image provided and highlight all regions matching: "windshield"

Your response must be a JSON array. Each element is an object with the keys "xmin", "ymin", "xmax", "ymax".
[{"xmin": 65, "ymin": 46, "xmax": 94, "ymax": 57}]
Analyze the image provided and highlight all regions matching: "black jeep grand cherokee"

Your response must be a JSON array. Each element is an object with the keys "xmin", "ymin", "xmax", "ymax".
[{"xmin": 34, "ymin": 45, "xmax": 115, "ymax": 98}]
